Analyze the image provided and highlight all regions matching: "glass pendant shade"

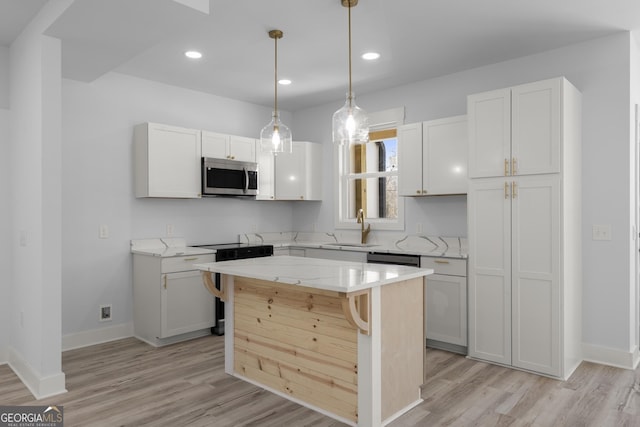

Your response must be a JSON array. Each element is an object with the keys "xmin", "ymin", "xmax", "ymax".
[
  {"xmin": 262, "ymin": 29, "xmax": 292, "ymax": 155},
  {"xmin": 261, "ymin": 111, "xmax": 292, "ymax": 154},
  {"xmin": 332, "ymin": 92, "xmax": 369, "ymax": 145}
]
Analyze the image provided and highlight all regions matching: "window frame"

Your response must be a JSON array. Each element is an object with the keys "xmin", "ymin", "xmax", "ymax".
[{"xmin": 334, "ymin": 117, "xmax": 405, "ymax": 231}]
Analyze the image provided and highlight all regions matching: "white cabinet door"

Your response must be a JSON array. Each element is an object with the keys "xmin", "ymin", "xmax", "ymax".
[
  {"xmin": 134, "ymin": 123, "xmax": 202, "ymax": 198},
  {"xmin": 160, "ymin": 270, "xmax": 215, "ymax": 338},
  {"xmin": 425, "ymin": 273, "xmax": 467, "ymax": 346},
  {"xmin": 229, "ymin": 135, "xmax": 257, "ymax": 162},
  {"xmin": 275, "ymin": 141, "xmax": 322, "ymax": 200},
  {"xmin": 469, "ymin": 79, "xmax": 561, "ymax": 179},
  {"xmin": 201, "ymin": 131, "xmax": 229, "ymax": 159},
  {"xmin": 511, "ymin": 79, "xmax": 561, "ymax": 175},
  {"xmin": 468, "ymin": 178, "xmax": 511, "ymax": 365},
  {"xmin": 511, "ymin": 174, "xmax": 560, "ymax": 376},
  {"xmin": 423, "ymin": 115, "xmax": 468, "ymax": 195},
  {"xmin": 202, "ymin": 132, "xmax": 256, "ymax": 162},
  {"xmin": 257, "ymin": 145, "xmax": 275, "ymax": 200},
  {"xmin": 468, "ymin": 89, "xmax": 511, "ymax": 178},
  {"xmin": 398, "ymin": 122, "xmax": 423, "ymax": 196}
]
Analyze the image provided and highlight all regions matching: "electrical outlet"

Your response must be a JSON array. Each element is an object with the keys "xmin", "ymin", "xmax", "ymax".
[
  {"xmin": 166, "ymin": 224, "xmax": 174, "ymax": 237},
  {"xmin": 99, "ymin": 304, "xmax": 112, "ymax": 321},
  {"xmin": 99, "ymin": 224, "xmax": 109, "ymax": 239},
  {"xmin": 592, "ymin": 224, "xmax": 612, "ymax": 241}
]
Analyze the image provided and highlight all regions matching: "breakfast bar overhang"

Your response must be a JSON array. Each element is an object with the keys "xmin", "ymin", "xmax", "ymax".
[{"xmin": 195, "ymin": 255, "xmax": 434, "ymax": 427}]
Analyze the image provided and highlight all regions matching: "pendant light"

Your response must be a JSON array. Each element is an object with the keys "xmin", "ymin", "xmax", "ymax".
[
  {"xmin": 261, "ymin": 29, "xmax": 292, "ymax": 155},
  {"xmin": 332, "ymin": 0, "xmax": 369, "ymax": 146}
]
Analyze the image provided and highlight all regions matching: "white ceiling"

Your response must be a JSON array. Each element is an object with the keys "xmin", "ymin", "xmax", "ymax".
[{"xmin": 3, "ymin": 0, "xmax": 640, "ymax": 111}]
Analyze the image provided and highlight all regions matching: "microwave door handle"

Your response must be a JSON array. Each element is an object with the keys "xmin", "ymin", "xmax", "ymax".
[{"xmin": 243, "ymin": 168, "xmax": 249, "ymax": 193}]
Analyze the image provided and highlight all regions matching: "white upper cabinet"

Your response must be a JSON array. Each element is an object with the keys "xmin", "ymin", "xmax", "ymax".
[
  {"xmin": 399, "ymin": 115, "xmax": 468, "ymax": 196},
  {"xmin": 468, "ymin": 78, "xmax": 561, "ymax": 178},
  {"xmin": 398, "ymin": 122, "xmax": 423, "ymax": 196},
  {"xmin": 256, "ymin": 145, "xmax": 275, "ymax": 200},
  {"xmin": 274, "ymin": 141, "xmax": 322, "ymax": 201},
  {"xmin": 201, "ymin": 130, "xmax": 257, "ymax": 163},
  {"xmin": 134, "ymin": 122, "xmax": 202, "ymax": 198}
]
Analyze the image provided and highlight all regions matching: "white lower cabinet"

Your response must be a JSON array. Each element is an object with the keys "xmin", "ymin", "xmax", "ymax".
[
  {"xmin": 133, "ymin": 253, "xmax": 215, "ymax": 346},
  {"xmin": 468, "ymin": 174, "xmax": 581, "ymax": 378},
  {"xmin": 421, "ymin": 257, "xmax": 467, "ymax": 354}
]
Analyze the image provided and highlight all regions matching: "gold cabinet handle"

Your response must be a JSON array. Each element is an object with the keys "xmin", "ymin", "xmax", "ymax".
[
  {"xmin": 434, "ymin": 259, "xmax": 450, "ymax": 264},
  {"xmin": 512, "ymin": 157, "xmax": 518, "ymax": 175},
  {"xmin": 183, "ymin": 257, "xmax": 198, "ymax": 261},
  {"xmin": 504, "ymin": 182, "xmax": 509, "ymax": 199},
  {"xmin": 504, "ymin": 158, "xmax": 509, "ymax": 176},
  {"xmin": 512, "ymin": 181, "xmax": 517, "ymax": 198},
  {"xmin": 416, "ymin": 190, "xmax": 421, "ymax": 194},
  {"xmin": 163, "ymin": 275, "xmax": 167, "ymax": 290}
]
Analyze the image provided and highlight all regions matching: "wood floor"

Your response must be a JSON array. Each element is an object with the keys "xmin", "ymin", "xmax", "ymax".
[{"xmin": 1, "ymin": 335, "xmax": 639, "ymax": 426}]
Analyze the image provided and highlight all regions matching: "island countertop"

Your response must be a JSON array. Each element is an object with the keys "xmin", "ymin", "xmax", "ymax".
[{"xmin": 194, "ymin": 255, "xmax": 433, "ymax": 293}]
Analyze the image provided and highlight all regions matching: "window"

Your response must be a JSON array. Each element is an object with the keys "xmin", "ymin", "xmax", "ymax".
[{"xmin": 335, "ymin": 128, "xmax": 404, "ymax": 230}]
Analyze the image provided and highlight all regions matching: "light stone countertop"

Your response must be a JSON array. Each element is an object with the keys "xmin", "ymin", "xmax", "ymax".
[
  {"xmin": 194, "ymin": 255, "xmax": 434, "ymax": 293},
  {"xmin": 130, "ymin": 238, "xmax": 214, "ymax": 257},
  {"xmin": 241, "ymin": 232, "xmax": 468, "ymax": 259}
]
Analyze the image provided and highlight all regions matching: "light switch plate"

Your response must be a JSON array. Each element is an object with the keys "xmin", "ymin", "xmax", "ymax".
[
  {"xmin": 592, "ymin": 224, "xmax": 612, "ymax": 241},
  {"xmin": 99, "ymin": 224, "xmax": 109, "ymax": 239}
]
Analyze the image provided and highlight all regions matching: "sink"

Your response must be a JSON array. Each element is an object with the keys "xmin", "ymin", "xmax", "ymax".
[{"xmin": 325, "ymin": 242, "xmax": 379, "ymax": 248}]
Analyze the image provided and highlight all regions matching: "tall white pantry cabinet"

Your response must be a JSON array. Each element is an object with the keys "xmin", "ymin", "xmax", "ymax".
[{"xmin": 467, "ymin": 77, "xmax": 582, "ymax": 379}]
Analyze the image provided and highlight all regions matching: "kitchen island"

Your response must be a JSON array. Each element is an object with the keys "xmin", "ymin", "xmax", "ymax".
[{"xmin": 195, "ymin": 255, "xmax": 433, "ymax": 427}]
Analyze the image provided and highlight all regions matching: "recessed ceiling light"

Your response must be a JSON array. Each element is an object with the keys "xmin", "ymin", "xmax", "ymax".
[
  {"xmin": 278, "ymin": 79, "xmax": 292, "ymax": 85},
  {"xmin": 362, "ymin": 52, "xmax": 380, "ymax": 61},
  {"xmin": 185, "ymin": 50, "xmax": 203, "ymax": 59}
]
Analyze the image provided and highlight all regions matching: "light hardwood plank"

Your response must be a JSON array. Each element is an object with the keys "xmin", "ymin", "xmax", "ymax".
[{"xmin": 1, "ymin": 336, "xmax": 640, "ymax": 426}]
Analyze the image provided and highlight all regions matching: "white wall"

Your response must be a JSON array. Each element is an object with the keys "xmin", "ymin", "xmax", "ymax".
[
  {"xmin": 630, "ymin": 33, "xmax": 640, "ymax": 357},
  {"xmin": 9, "ymin": 0, "xmax": 73, "ymax": 397},
  {"xmin": 292, "ymin": 32, "xmax": 636, "ymax": 359},
  {"xmin": 0, "ymin": 108, "xmax": 9, "ymax": 362},
  {"xmin": 61, "ymin": 73, "xmax": 294, "ymax": 337},
  {"xmin": 0, "ymin": 46, "xmax": 9, "ymax": 109}
]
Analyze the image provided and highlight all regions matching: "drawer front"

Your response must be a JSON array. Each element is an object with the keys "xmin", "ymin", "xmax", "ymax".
[
  {"xmin": 421, "ymin": 257, "xmax": 467, "ymax": 276},
  {"xmin": 162, "ymin": 254, "xmax": 214, "ymax": 273}
]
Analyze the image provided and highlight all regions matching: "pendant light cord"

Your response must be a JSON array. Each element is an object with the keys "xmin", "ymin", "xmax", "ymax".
[
  {"xmin": 274, "ymin": 33, "xmax": 278, "ymax": 114},
  {"xmin": 348, "ymin": 2, "xmax": 353, "ymax": 108}
]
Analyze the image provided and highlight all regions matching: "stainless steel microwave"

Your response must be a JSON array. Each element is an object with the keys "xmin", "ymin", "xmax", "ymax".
[{"xmin": 202, "ymin": 157, "xmax": 258, "ymax": 197}]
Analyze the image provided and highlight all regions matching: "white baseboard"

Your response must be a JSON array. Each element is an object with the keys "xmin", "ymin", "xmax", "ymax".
[
  {"xmin": 582, "ymin": 343, "xmax": 640, "ymax": 370},
  {"xmin": 8, "ymin": 347, "xmax": 66, "ymax": 399},
  {"xmin": 62, "ymin": 322, "xmax": 133, "ymax": 351}
]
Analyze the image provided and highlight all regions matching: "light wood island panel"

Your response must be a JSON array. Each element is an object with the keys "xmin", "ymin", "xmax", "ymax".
[
  {"xmin": 221, "ymin": 275, "xmax": 424, "ymax": 426},
  {"xmin": 233, "ymin": 277, "xmax": 359, "ymax": 422}
]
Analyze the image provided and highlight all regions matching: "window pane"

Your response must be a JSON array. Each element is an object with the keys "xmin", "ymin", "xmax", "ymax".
[
  {"xmin": 349, "ymin": 139, "xmax": 398, "ymax": 174},
  {"xmin": 347, "ymin": 176, "xmax": 398, "ymax": 220}
]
